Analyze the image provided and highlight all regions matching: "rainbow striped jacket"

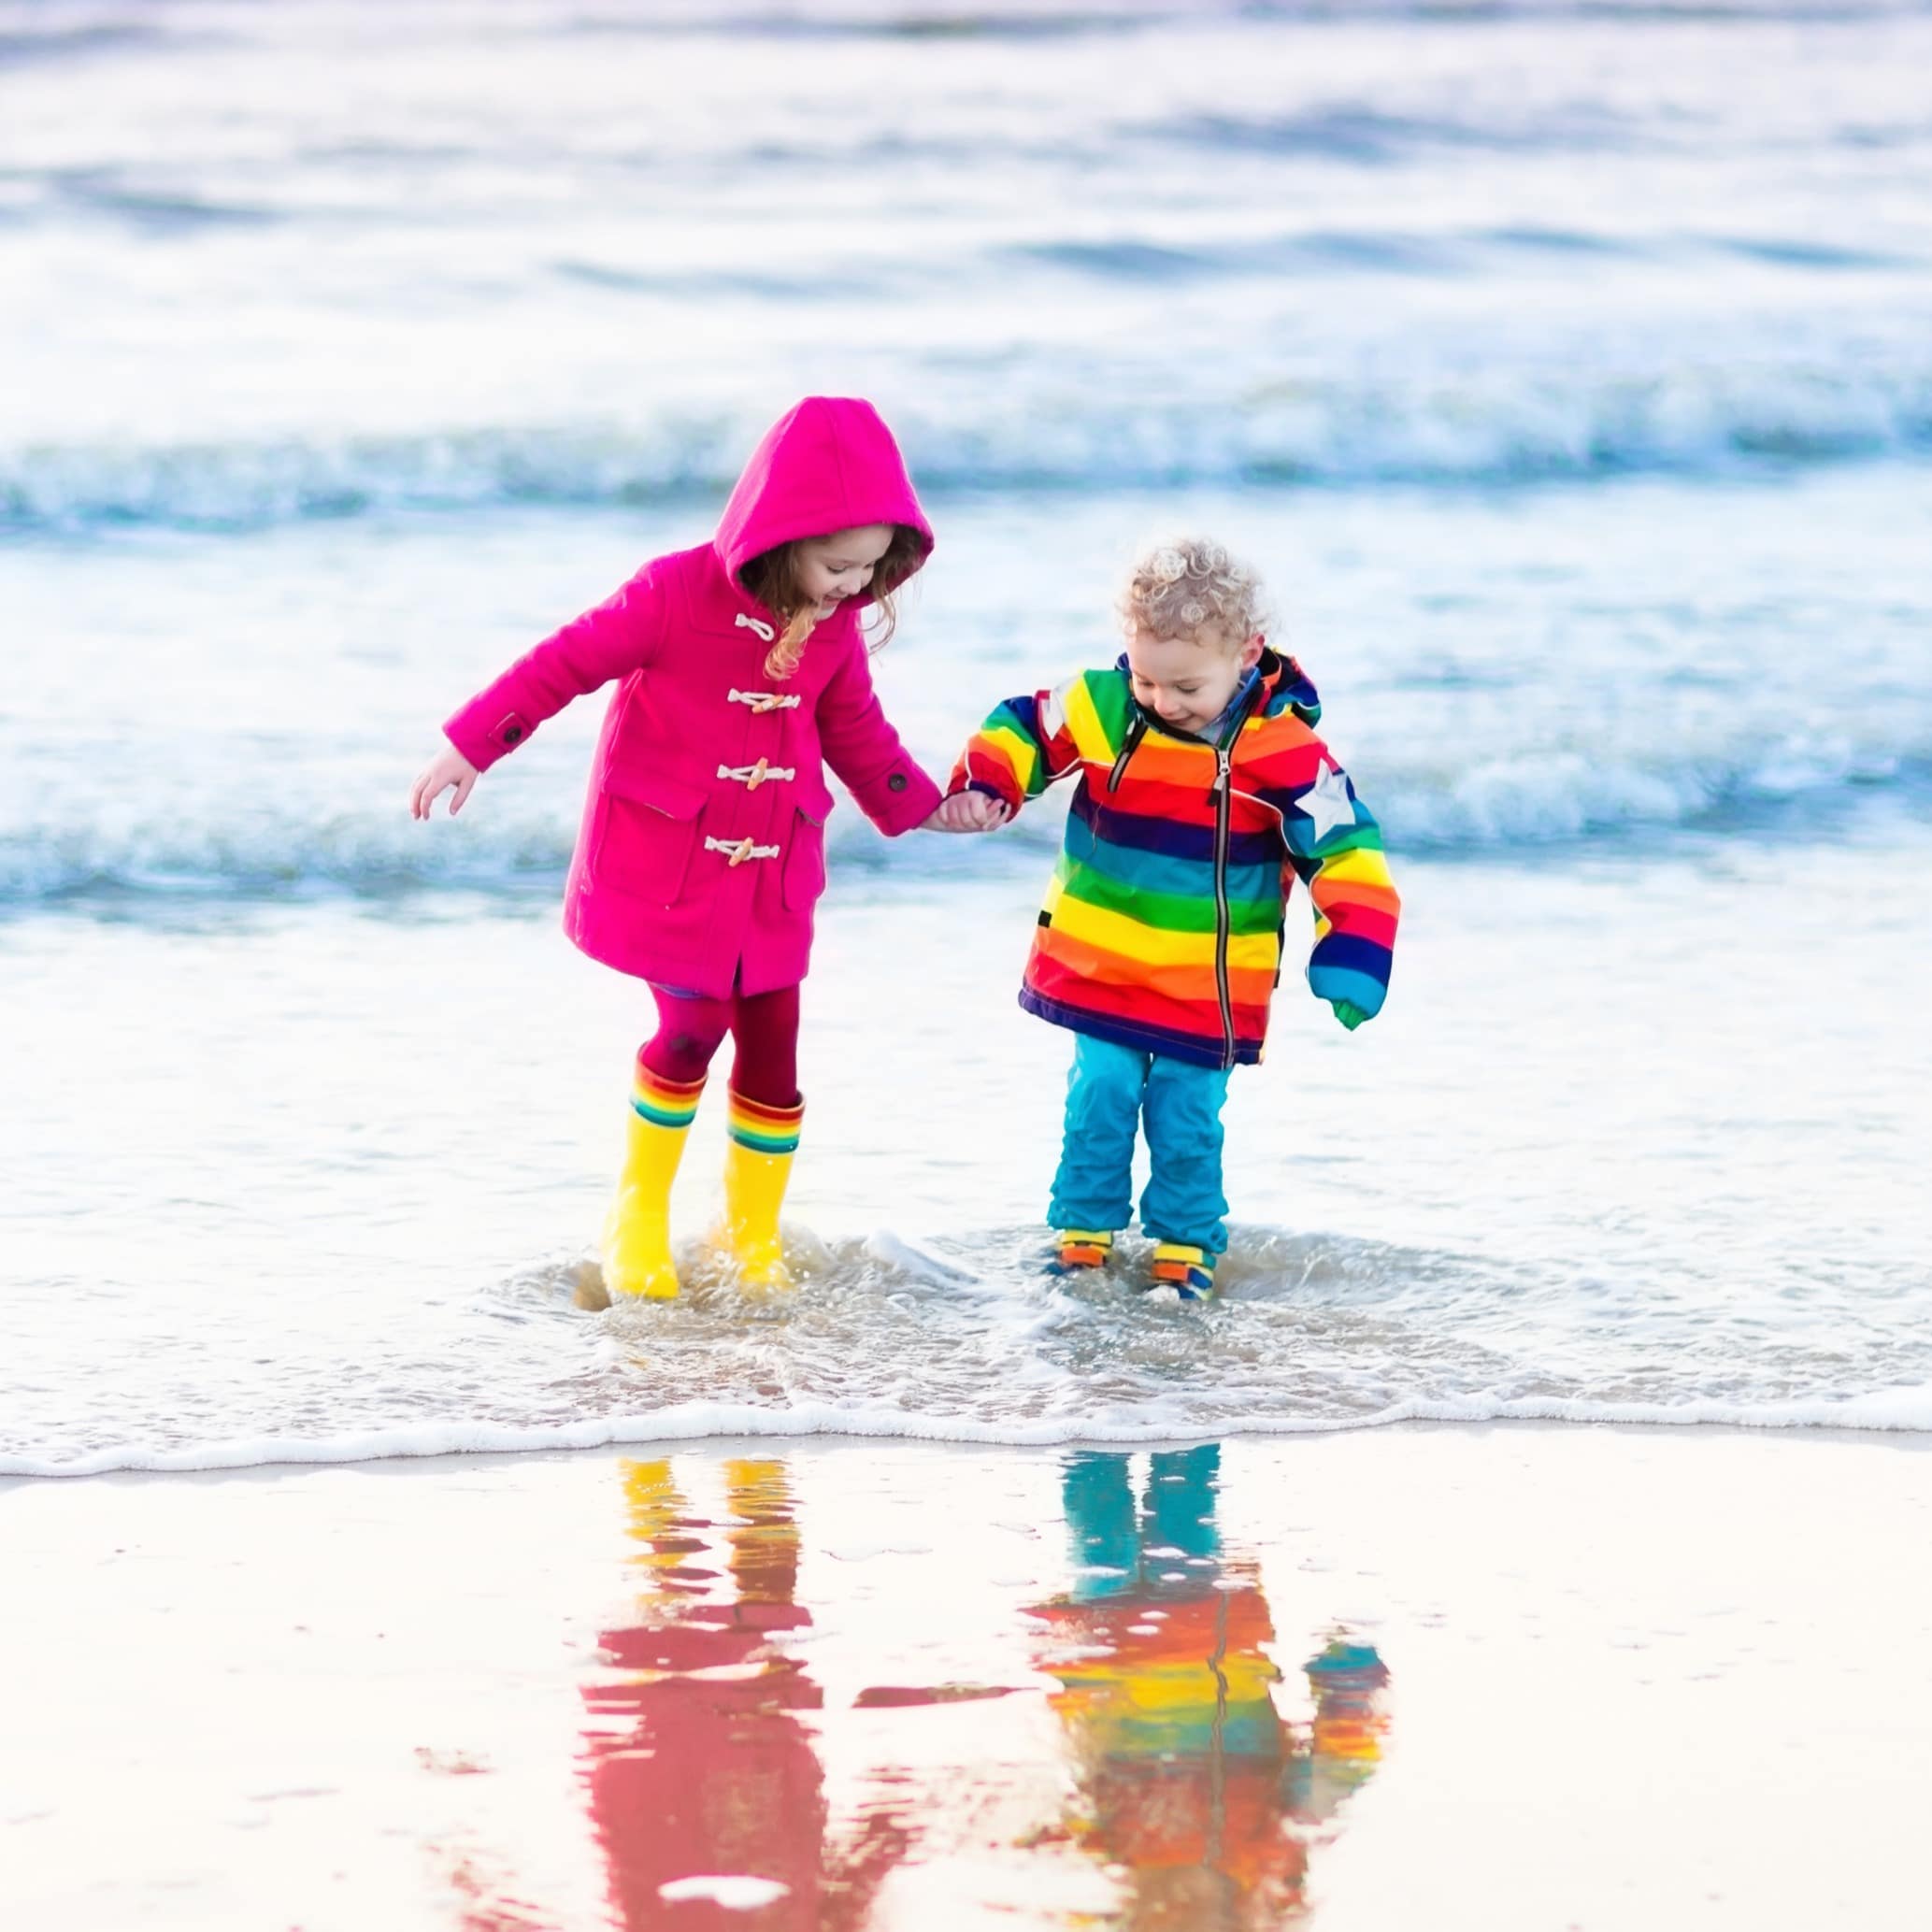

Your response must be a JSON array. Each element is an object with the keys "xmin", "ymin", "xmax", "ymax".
[{"xmin": 951, "ymin": 651, "xmax": 1399, "ymax": 1069}]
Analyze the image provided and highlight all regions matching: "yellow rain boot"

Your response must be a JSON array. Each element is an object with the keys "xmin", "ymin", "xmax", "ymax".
[
  {"xmin": 600, "ymin": 1063, "xmax": 705, "ymax": 1300},
  {"xmin": 718, "ymin": 1090, "xmax": 804, "ymax": 1291}
]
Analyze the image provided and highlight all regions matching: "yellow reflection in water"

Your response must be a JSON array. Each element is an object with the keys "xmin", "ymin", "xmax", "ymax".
[
  {"xmin": 580, "ymin": 1457, "xmax": 910, "ymax": 1929},
  {"xmin": 570, "ymin": 1447, "xmax": 1388, "ymax": 1930}
]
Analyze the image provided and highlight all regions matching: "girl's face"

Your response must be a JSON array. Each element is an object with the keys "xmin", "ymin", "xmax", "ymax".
[
  {"xmin": 796, "ymin": 523, "xmax": 897, "ymax": 618},
  {"xmin": 1126, "ymin": 628, "xmax": 1265, "ymax": 737}
]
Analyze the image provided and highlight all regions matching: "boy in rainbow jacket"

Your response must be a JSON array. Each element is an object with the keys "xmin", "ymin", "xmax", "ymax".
[{"xmin": 949, "ymin": 537, "xmax": 1400, "ymax": 1300}]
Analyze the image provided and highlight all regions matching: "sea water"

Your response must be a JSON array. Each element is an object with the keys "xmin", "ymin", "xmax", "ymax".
[{"xmin": 3, "ymin": 0, "xmax": 1930, "ymax": 1475}]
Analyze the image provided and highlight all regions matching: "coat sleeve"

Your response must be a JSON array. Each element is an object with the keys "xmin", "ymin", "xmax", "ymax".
[
  {"xmin": 814, "ymin": 637, "xmax": 942, "ymax": 837},
  {"xmin": 1262, "ymin": 743, "xmax": 1401, "ymax": 1022},
  {"xmin": 949, "ymin": 680, "xmax": 1086, "ymax": 809},
  {"xmin": 442, "ymin": 565, "xmax": 666, "ymax": 772}
]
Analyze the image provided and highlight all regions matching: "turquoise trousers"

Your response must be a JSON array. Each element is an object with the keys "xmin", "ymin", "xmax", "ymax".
[
  {"xmin": 1062, "ymin": 1446, "xmax": 1223, "ymax": 1600},
  {"xmin": 1048, "ymin": 1033, "xmax": 1233, "ymax": 1254}
]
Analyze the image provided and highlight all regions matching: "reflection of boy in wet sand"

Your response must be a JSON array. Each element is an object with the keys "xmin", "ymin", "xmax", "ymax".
[
  {"xmin": 1026, "ymin": 1447, "xmax": 1389, "ymax": 1930},
  {"xmin": 580, "ymin": 1458, "xmax": 908, "ymax": 1930}
]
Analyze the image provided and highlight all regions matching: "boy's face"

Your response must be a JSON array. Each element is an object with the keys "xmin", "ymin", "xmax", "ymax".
[
  {"xmin": 797, "ymin": 523, "xmax": 896, "ymax": 618},
  {"xmin": 1126, "ymin": 628, "xmax": 1264, "ymax": 737}
]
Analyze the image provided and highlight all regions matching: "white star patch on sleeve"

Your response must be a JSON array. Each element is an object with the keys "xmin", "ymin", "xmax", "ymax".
[{"xmin": 1297, "ymin": 759, "xmax": 1356, "ymax": 843}]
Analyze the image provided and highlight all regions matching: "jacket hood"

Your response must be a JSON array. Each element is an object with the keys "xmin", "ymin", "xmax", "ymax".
[
  {"xmin": 714, "ymin": 396, "xmax": 934, "ymax": 602},
  {"xmin": 1258, "ymin": 649, "xmax": 1323, "ymax": 726}
]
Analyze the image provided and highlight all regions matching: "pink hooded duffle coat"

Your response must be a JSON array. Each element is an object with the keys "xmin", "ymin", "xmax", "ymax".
[{"xmin": 443, "ymin": 398, "xmax": 943, "ymax": 997}]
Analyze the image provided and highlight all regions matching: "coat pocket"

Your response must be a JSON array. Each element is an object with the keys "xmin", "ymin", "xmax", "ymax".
[
  {"xmin": 780, "ymin": 801, "xmax": 829, "ymax": 912},
  {"xmin": 594, "ymin": 767, "xmax": 708, "ymax": 908}
]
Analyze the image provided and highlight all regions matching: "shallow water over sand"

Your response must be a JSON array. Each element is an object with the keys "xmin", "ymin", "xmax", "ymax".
[{"xmin": 7, "ymin": 1428, "xmax": 1931, "ymax": 1929}]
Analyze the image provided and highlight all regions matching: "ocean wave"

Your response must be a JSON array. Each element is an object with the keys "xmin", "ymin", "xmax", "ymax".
[
  {"xmin": 1001, "ymin": 224, "xmax": 1908, "ymax": 280},
  {"xmin": 1009, "ymin": 229, "xmax": 1486, "ymax": 279},
  {"xmin": 8, "ymin": 0, "xmax": 1921, "ymax": 79},
  {"xmin": 1141, "ymin": 104, "xmax": 1650, "ymax": 164},
  {"xmin": 665, "ymin": 5, "xmax": 1164, "ymax": 38},
  {"xmin": 1386, "ymin": 744, "xmax": 1930, "ymax": 851},
  {"xmin": 0, "ymin": 21, "xmax": 179, "ymax": 69},
  {"xmin": 562, "ymin": 1, "xmax": 1932, "ymax": 36},
  {"xmin": 10, "ymin": 1386, "xmax": 1931, "ymax": 1481},
  {"xmin": 4, "ymin": 366, "xmax": 1929, "ymax": 534},
  {"xmin": 0, "ymin": 811, "xmax": 578, "ymax": 912},
  {"xmin": 0, "ymin": 799, "xmax": 1062, "ymax": 913},
  {"xmin": 43, "ymin": 174, "xmax": 282, "ymax": 233},
  {"xmin": 8, "ymin": 1217, "xmax": 1928, "ymax": 1479},
  {"xmin": 2, "ymin": 744, "xmax": 1923, "ymax": 911}
]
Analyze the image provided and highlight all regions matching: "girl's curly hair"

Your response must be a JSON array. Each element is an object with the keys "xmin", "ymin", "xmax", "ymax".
[
  {"xmin": 738, "ymin": 524, "xmax": 927, "ymax": 681},
  {"xmin": 1118, "ymin": 536, "xmax": 1269, "ymax": 649}
]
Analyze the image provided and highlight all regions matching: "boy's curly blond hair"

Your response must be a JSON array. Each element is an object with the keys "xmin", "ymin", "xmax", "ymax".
[{"xmin": 1118, "ymin": 536, "xmax": 1269, "ymax": 651}]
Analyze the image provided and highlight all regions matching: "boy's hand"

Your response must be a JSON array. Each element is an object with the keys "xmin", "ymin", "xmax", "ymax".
[
  {"xmin": 923, "ymin": 790, "xmax": 1009, "ymax": 833},
  {"xmin": 410, "ymin": 746, "xmax": 480, "ymax": 820},
  {"xmin": 1331, "ymin": 999, "xmax": 1369, "ymax": 1031}
]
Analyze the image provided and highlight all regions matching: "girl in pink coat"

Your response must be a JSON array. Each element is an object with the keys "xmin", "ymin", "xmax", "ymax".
[{"xmin": 410, "ymin": 398, "xmax": 984, "ymax": 1298}]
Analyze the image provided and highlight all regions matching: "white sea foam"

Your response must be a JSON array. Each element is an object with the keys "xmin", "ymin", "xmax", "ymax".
[
  {"xmin": 8, "ymin": 1385, "xmax": 1932, "ymax": 1482},
  {"xmin": 5, "ymin": 1209, "xmax": 1930, "ymax": 1481}
]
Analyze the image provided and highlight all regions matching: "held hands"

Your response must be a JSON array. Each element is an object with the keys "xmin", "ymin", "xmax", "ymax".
[
  {"xmin": 409, "ymin": 746, "xmax": 480, "ymax": 820},
  {"xmin": 923, "ymin": 790, "xmax": 1010, "ymax": 834}
]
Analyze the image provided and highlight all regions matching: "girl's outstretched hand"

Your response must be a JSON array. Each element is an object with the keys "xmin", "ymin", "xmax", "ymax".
[
  {"xmin": 410, "ymin": 745, "xmax": 480, "ymax": 820},
  {"xmin": 924, "ymin": 790, "xmax": 1009, "ymax": 833}
]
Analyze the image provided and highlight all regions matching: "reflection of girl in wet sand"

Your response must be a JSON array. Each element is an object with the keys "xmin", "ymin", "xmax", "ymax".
[
  {"xmin": 580, "ymin": 1458, "xmax": 908, "ymax": 1929},
  {"xmin": 1026, "ymin": 1446, "xmax": 1390, "ymax": 1930}
]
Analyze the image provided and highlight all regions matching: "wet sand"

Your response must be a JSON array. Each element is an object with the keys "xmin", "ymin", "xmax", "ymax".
[{"xmin": 6, "ymin": 1424, "xmax": 1929, "ymax": 1931}]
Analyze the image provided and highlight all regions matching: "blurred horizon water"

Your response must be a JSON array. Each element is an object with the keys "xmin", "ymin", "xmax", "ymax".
[{"xmin": 7, "ymin": 0, "xmax": 1932, "ymax": 529}]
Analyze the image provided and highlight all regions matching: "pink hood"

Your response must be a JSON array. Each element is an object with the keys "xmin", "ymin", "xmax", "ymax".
[{"xmin": 713, "ymin": 396, "xmax": 934, "ymax": 596}]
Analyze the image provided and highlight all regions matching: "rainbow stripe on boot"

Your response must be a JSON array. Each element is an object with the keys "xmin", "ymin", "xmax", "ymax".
[
  {"xmin": 632, "ymin": 1064, "xmax": 704, "ymax": 1131},
  {"xmin": 719, "ymin": 1091, "xmax": 805, "ymax": 1290},
  {"xmin": 726, "ymin": 1093, "xmax": 804, "ymax": 1157},
  {"xmin": 601, "ymin": 1062, "xmax": 706, "ymax": 1300}
]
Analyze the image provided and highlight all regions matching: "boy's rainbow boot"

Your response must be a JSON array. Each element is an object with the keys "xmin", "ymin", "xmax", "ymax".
[
  {"xmin": 1150, "ymin": 1241, "xmax": 1217, "ymax": 1302},
  {"xmin": 718, "ymin": 1091, "xmax": 804, "ymax": 1291},
  {"xmin": 600, "ymin": 1063, "xmax": 705, "ymax": 1300},
  {"xmin": 1052, "ymin": 1229, "xmax": 1114, "ymax": 1273}
]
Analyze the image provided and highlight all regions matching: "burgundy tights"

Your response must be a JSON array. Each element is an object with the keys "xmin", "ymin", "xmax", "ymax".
[{"xmin": 638, "ymin": 982, "xmax": 801, "ymax": 1109}]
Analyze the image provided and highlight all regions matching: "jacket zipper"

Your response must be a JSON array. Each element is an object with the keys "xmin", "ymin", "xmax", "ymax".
[
  {"xmin": 1108, "ymin": 713, "xmax": 1150, "ymax": 792},
  {"xmin": 1117, "ymin": 680, "xmax": 1262, "ymax": 1070},
  {"xmin": 1210, "ymin": 741, "xmax": 1236, "ymax": 1069},
  {"xmin": 1202, "ymin": 683, "xmax": 1266, "ymax": 1071}
]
